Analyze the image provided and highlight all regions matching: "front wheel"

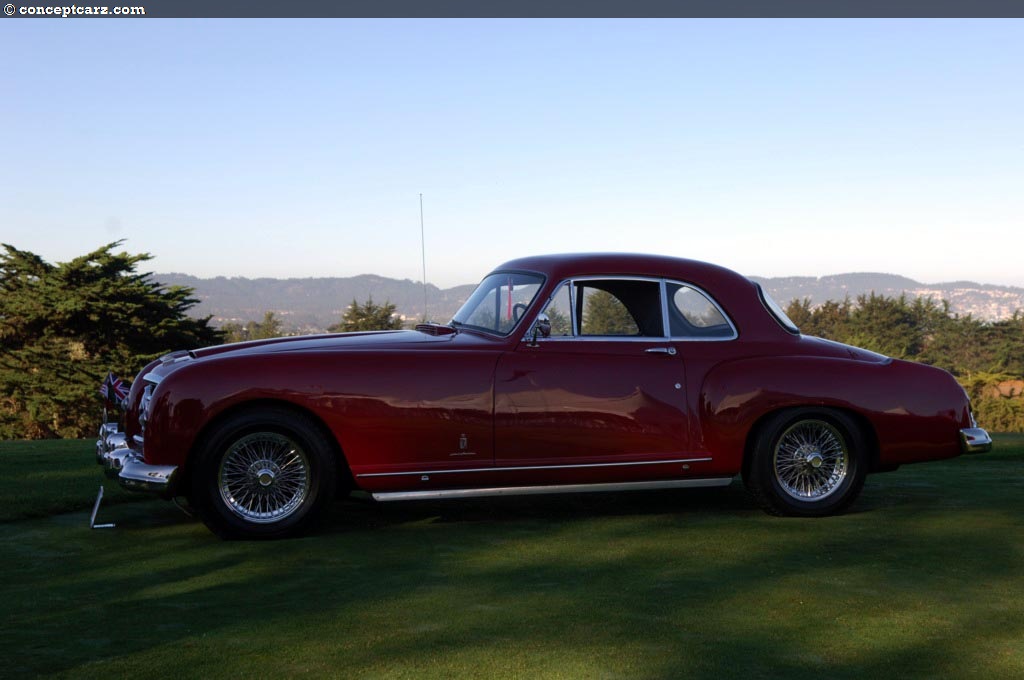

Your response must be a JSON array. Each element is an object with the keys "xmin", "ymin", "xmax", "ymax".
[
  {"xmin": 191, "ymin": 407, "xmax": 337, "ymax": 539},
  {"xmin": 744, "ymin": 408, "xmax": 867, "ymax": 517}
]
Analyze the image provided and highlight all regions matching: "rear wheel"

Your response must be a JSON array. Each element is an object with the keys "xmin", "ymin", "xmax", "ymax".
[
  {"xmin": 191, "ymin": 407, "xmax": 337, "ymax": 539},
  {"xmin": 745, "ymin": 408, "xmax": 867, "ymax": 517}
]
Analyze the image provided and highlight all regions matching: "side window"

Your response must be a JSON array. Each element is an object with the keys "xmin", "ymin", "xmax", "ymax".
[
  {"xmin": 541, "ymin": 282, "xmax": 574, "ymax": 336},
  {"xmin": 577, "ymin": 280, "xmax": 663, "ymax": 337},
  {"xmin": 667, "ymin": 282, "xmax": 734, "ymax": 338}
]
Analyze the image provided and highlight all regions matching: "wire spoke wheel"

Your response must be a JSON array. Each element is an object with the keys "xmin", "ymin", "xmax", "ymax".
[
  {"xmin": 218, "ymin": 432, "xmax": 311, "ymax": 524},
  {"xmin": 772, "ymin": 419, "xmax": 849, "ymax": 502}
]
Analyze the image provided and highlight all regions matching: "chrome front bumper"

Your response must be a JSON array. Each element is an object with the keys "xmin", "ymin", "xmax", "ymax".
[
  {"xmin": 960, "ymin": 427, "xmax": 993, "ymax": 454},
  {"xmin": 97, "ymin": 422, "xmax": 178, "ymax": 496}
]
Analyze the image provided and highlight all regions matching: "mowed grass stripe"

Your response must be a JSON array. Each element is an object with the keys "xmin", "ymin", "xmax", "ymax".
[{"xmin": 0, "ymin": 435, "xmax": 1021, "ymax": 678}]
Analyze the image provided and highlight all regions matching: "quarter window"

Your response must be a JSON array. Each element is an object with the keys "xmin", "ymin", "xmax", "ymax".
[
  {"xmin": 666, "ymin": 283, "xmax": 734, "ymax": 338},
  {"xmin": 541, "ymin": 282, "xmax": 574, "ymax": 336}
]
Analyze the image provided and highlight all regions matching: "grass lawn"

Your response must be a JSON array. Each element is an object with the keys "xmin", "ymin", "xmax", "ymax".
[{"xmin": 1, "ymin": 435, "xmax": 1022, "ymax": 679}]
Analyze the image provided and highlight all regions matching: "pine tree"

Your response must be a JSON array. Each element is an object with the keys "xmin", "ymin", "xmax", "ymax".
[
  {"xmin": 0, "ymin": 242, "xmax": 221, "ymax": 439},
  {"xmin": 221, "ymin": 311, "xmax": 285, "ymax": 343},
  {"xmin": 582, "ymin": 290, "xmax": 637, "ymax": 335},
  {"xmin": 328, "ymin": 297, "xmax": 403, "ymax": 332}
]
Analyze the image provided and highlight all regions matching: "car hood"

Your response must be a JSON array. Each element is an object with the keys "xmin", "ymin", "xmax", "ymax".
[{"xmin": 190, "ymin": 329, "xmax": 457, "ymax": 360}]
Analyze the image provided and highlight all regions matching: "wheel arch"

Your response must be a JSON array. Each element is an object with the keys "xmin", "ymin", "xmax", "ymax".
[
  {"xmin": 740, "ymin": 404, "xmax": 881, "ymax": 483},
  {"xmin": 177, "ymin": 398, "xmax": 354, "ymax": 501}
]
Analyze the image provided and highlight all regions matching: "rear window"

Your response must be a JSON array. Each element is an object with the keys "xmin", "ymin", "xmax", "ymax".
[{"xmin": 758, "ymin": 284, "xmax": 799, "ymax": 334}]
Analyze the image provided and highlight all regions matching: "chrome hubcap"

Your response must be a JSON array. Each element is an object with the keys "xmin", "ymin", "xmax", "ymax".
[
  {"xmin": 219, "ymin": 432, "xmax": 310, "ymax": 524},
  {"xmin": 773, "ymin": 420, "xmax": 849, "ymax": 501}
]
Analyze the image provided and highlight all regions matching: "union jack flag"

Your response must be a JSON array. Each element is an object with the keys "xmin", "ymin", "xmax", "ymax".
[{"xmin": 99, "ymin": 372, "xmax": 129, "ymax": 406}]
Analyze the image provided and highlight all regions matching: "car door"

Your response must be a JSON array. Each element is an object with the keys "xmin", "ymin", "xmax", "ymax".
[{"xmin": 493, "ymin": 278, "xmax": 697, "ymax": 484}]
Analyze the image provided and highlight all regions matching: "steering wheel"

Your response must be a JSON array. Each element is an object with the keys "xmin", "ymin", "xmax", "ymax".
[{"xmin": 512, "ymin": 303, "xmax": 529, "ymax": 323}]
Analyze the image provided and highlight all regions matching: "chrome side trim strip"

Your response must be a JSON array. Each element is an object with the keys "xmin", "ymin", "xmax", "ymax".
[
  {"xmin": 371, "ymin": 477, "xmax": 734, "ymax": 502},
  {"xmin": 357, "ymin": 457, "xmax": 713, "ymax": 478}
]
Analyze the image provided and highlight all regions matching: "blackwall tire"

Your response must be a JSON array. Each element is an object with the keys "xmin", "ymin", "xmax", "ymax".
[
  {"xmin": 745, "ymin": 408, "xmax": 867, "ymax": 517},
  {"xmin": 191, "ymin": 407, "xmax": 337, "ymax": 539}
]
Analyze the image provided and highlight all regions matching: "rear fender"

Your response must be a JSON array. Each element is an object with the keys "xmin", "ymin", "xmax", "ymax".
[{"xmin": 701, "ymin": 356, "xmax": 968, "ymax": 470}]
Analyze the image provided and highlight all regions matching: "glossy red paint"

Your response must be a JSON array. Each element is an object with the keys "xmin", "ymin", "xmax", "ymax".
[{"xmin": 123, "ymin": 253, "xmax": 979, "ymax": 505}]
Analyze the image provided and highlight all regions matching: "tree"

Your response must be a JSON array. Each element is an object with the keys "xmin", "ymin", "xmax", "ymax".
[
  {"xmin": 582, "ymin": 290, "xmax": 638, "ymax": 335},
  {"xmin": 784, "ymin": 298, "xmax": 815, "ymax": 332},
  {"xmin": 329, "ymin": 297, "xmax": 403, "ymax": 332},
  {"xmin": 0, "ymin": 242, "xmax": 221, "ymax": 439},
  {"xmin": 221, "ymin": 311, "xmax": 285, "ymax": 343},
  {"xmin": 545, "ymin": 305, "xmax": 572, "ymax": 336}
]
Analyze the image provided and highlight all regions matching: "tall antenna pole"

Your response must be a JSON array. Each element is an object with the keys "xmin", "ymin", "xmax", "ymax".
[{"xmin": 419, "ymin": 193, "xmax": 428, "ymax": 322}]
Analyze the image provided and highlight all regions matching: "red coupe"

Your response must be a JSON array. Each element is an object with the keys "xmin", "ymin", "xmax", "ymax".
[{"xmin": 97, "ymin": 254, "xmax": 992, "ymax": 539}]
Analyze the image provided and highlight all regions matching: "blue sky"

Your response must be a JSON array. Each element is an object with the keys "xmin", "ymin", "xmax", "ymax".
[{"xmin": 2, "ymin": 20, "xmax": 1022, "ymax": 287}]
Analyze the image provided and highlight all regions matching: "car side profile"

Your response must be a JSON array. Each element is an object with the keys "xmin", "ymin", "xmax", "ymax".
[{"xmin": 97, "ymin": 253, "xmax": 992, "ymax": 539}]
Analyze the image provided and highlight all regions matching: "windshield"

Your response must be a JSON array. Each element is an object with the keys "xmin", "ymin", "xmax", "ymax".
[{"xmin": 451, "ymin": 272, "xmax": 545, "ymax": 336}]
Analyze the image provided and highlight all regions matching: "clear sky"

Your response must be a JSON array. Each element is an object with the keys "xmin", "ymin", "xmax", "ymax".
[{"xmin": 2, "ymin": 20, "xmax": 1022, "ymax": 288}]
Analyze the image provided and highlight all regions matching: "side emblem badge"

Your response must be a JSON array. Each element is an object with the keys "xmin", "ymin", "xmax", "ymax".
[{"xmin": 450, "ymin": 434, "xmax": 475, "ymax": 457}]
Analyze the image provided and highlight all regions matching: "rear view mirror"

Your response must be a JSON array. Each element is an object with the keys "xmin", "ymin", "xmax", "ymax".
[{"xmin": 530, "ymin": 313, "xmax": 551, "ymax": 345}]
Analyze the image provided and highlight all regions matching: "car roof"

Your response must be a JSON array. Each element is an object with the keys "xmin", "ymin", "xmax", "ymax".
[
  {"xmin": 491, "ymin": 252, "xmax": 789, "ymax": 340},
  {"xmin": 496, "ymin": 253, "xmax": 743, "ymax": 284}
]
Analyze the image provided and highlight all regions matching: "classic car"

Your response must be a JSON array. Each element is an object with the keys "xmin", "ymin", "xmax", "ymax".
[{"xmin": 97, "ymin": 253, "xmax": 992, "ymax": 539}]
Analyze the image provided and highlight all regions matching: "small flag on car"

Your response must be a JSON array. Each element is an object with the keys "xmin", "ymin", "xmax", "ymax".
[{"xmin": 99, "ymin": 372, "xmax": 128, "ymax": 407}]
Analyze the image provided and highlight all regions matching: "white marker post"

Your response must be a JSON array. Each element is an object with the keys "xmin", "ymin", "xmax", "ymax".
[{"xmin": 89, "ymin": 485, "xmax": 115, "ymax": 529}]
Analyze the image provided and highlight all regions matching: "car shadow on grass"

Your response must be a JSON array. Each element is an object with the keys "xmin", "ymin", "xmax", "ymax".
[{"xmin": 324, "ymin": 482, "xmax": 759, "ymax": 533}]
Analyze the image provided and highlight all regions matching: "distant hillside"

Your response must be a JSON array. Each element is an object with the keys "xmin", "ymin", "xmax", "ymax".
[
  {"xmin": 157, "ymin": 273, "xmax": 477, "ymax": 332},
  {"xmin": 749, "ymin": 273, "xmax": 1024, "ymax": 322},
  {"xmin": 157, "ymin": 271, "xmax": 1024, "ymax": 332}
]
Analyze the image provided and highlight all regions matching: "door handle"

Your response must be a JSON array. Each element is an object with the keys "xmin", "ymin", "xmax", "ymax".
[{"xmin": 645, "ymin": 347, "xmax": 677, "ymax": 356}]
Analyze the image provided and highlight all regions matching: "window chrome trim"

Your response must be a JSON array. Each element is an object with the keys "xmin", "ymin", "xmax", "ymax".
[
  {"xmin": 535, "ymin": 280, "xmax": 577, "ymax": 338},
  {"xmin": 660, "ymin": 279, "xmax": 671, "ymax": 338},
  {"xmin": 525, "ymin": 275, "xmax": 738, "ymax": 343},
  {"xmin": 357, "ymin": 456, "xmax": 713, "ymax": 478},
  {"xmin": 529, "ymin": 335, "xmax": 670, "ymax": 343}
]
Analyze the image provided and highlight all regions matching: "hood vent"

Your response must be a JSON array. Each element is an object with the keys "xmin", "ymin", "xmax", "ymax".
[{"xmin": 415, "ymin": 323, "xmax": 456, "ymax": 336}]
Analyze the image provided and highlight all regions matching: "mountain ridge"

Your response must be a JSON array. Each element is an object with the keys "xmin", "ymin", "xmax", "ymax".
[{"xmin": 155, "ymin": 271, "xmax": 1024, "ymax": 331}]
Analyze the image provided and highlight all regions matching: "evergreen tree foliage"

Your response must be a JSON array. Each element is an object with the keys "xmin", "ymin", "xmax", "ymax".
[
  {"xmin": 220, "ymin": 312, "xmax": 285, "ymax": 343},
  {"xmin": 0, "ymin": 242, "xmax": 220, "ymax": 439},
  {"xmin": 545, "ymin": 306, "xmax": 572, "ymax": 336},
  {"xmin": 582, "ymin": 290, "xmax": 638, "ymax": 335},
  {"xmin": 329, "ymin": 298, "xmax": 403, "ymax": 332}
]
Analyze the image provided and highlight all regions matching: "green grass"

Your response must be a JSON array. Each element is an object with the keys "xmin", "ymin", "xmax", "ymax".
[
  {"xmin": 0, "ymin": 439, "xmax": 150, "ymax": 521},
  {"xmin": 1, "ymin": 435, "xmax": 1023, "ymax": 679}
]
